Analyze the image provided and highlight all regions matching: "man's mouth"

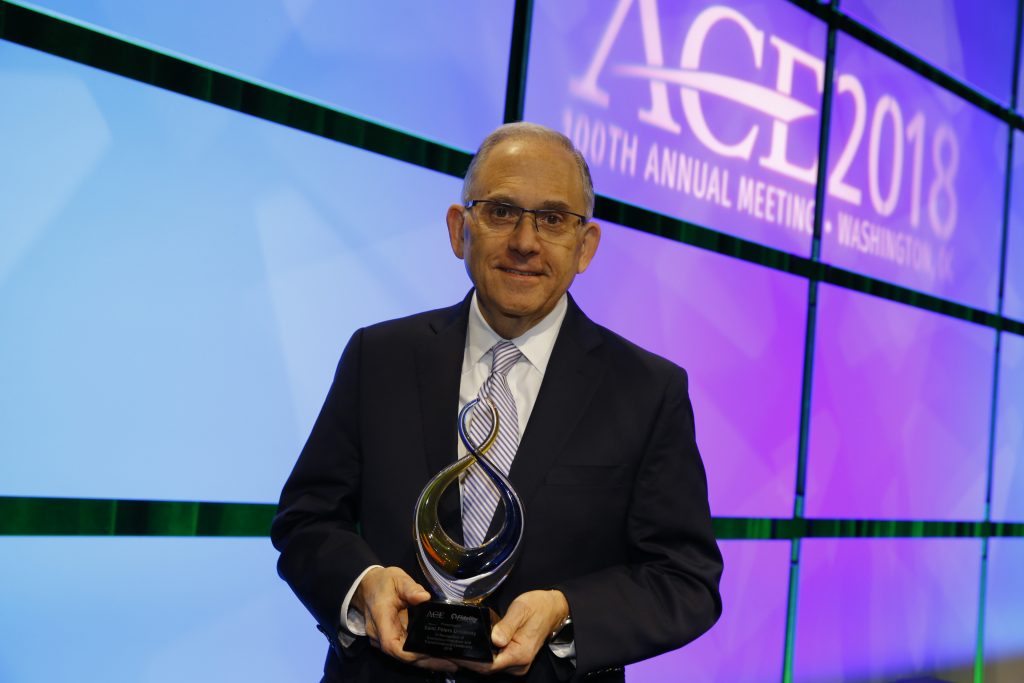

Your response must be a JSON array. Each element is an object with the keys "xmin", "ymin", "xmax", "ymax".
[{"xmin": 500, "ymin": 268, "xmax": 542, "ymax": 277}]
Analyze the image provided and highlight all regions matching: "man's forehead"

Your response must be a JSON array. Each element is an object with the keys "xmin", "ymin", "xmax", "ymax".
[
  {"xmin": 482, "ymin": 136, "xmax": 571, "ymax": 163},
  {"xmin": 472, "ymin": 138, "xmax": 583, "ymax": 200}
]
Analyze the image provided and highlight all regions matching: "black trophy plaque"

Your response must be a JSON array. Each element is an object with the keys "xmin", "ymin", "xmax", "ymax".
[{"xmin": 405, "ymin": 602, "xmax": 496, "ymax": 662}]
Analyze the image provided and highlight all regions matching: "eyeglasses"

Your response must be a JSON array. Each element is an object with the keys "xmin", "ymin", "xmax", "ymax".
[{"xmin": 465, "ymin": 200, "xmax": 587, "ymax": 243}]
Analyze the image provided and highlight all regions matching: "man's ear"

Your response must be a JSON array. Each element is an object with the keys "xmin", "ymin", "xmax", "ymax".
[
  {"xmin": 576, "ymin": 221, "xmax": 601, "ymax": 274},
  {"xmin": 446, "ymin": 204, "xmax": 466, "ymax": 260}
]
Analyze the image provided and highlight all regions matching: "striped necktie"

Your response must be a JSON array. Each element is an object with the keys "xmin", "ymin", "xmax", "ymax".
[{"xmin": 461, "ymin": 340, "xmax": 523, "ymax": 548}]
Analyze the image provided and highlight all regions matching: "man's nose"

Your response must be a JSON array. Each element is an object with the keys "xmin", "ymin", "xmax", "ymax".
[{"xmin": 507, "ymin": 212, "xmax": 543, "ymax": 252}]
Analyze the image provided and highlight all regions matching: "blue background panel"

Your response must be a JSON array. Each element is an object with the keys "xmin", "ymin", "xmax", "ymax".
[
  {"xmin": 992, "ymin": 332, "xmax": 1024, "ymax": 522},
  {"xmin": 984, "ymin": 539, "xmax": 1024, "ymax": 682},
  {"xmin": 1019, "ymin": 36, "xmax": 1024, "ymax": 109},
  {"xmin": 0, "ymin": 537, "xmax": 322, "ymax": 682},
  {"xmin": 1005, "ymin": 130, "xmax": 1024, "ymax": 322},
  {"xmin": 0, "ymin": 41, "xmax": 469, "ymax": 503},
  {"xmin": 839, "ymin": 0, "xmax": 1019, "ymax": 104},
  {"xmin": 20, "ymin": 0, "xmax": 514, "ymax": 151}
]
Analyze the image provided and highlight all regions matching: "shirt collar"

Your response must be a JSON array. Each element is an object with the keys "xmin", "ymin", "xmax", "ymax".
[{"xmin": 465, "ymin": 292, "xmax": 568, "ymax": 375}]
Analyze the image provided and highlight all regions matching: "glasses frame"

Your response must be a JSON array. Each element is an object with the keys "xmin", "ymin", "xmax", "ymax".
[{"xmin": 464, "ymin": 200, "xmax": 588, "ymax": 241}]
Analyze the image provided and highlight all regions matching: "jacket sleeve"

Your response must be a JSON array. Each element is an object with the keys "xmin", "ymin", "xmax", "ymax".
[
  {"xmin": 555, "ymin": 367, "xmax": 723, "ymax": 676},
  {"xmin": 270, "ymin": 328, "xmax": 379, "ymax": 648}
]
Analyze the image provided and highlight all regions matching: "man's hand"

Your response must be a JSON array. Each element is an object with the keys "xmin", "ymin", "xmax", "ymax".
[
  {"xmin": 456, "ymin": 589, "xmax": 570, "ymax": 677},
  {"xmin": 352, "ymin": 566, "xmax": 457, "ymax": 673}
]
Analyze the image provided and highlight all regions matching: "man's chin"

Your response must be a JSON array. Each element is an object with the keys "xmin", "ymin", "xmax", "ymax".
[{"xmin": 492, "ymin": 296, "xmax": 545, "ymax": 319}]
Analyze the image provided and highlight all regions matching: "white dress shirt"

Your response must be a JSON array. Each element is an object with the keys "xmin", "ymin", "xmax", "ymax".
[
  {"xmin": 338, "ymin": 293, "xmax": 573, "ymax": 660},
  {"xmin": 457, "ymin": 291, "xmax": 566, "ymax": 455}
]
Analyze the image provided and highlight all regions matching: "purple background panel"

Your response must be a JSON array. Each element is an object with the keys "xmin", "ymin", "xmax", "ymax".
[
  {"xmin": 21, "ymin": 0, "xmax": 513, "ymax": 152},
  {"xmin": 1005, "ymin": 130, "xmax": 1024, "ymax": 321},
  {"xmin": 627, "ymin": 541, "xmax": 789, "ymax": 682},
  {"xmin": 0, "ymin": 537, "xmax": 323, "ymax": 682},
  {"xmin": 840, "ymin": 0, "xmax": 1019, "ymax": 104},
  {"xmin": 794, "ymin": 538, "xmax": 981, "ymax": 683},
  {"xmin": 992, "ymin": 332, "xmax": 1024, "ymax": 522},
  {"xmin": 526, "ymin": 0, "xmax": 826, "ymax": 256},
  {"xmin": 806, "ymin": 285, "xmax": 992, "ymax": 520},
  {"xmin": 984, "ymin": 539, "xmax": 1024, "ymax": 682},
  {"xmin": 822, "ymin": 35, "xmax": 1006, "ymax": 311},
  {"xmin": 571, "ymin": 224, "xmax": 806, "ymax": 517}
]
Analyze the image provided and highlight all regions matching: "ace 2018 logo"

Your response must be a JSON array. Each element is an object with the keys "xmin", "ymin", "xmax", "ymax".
[{"xmin": 555, "ymin": 0, "xmax": 973, "ymax": 285}]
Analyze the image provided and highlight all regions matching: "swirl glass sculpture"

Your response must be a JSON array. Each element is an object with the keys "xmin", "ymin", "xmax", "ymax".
[{"xmin": 414, "ymin": 398, "xmax": 525, "ymax": 605}]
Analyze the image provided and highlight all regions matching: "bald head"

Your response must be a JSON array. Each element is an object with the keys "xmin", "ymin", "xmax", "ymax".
[{"xmin": 461, "ymin": 122, "xmax": 595, "ymax": 219}]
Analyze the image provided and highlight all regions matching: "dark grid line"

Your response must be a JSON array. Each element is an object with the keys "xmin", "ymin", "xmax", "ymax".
[
  {"xmin": 503, "ymin": 0, "xmax": 534, "ymax": 123},
  {"xmin": 782, "ymin": 4, "xmax": 839, "ymax": 676},
  {"xmin": 977, "ymin": 3, "xmax": 1024, "ymax": 679}
]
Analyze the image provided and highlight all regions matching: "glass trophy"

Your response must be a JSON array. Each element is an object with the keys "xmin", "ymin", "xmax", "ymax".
[{"xmin": 403, "ymin": 398, "xmax": 525, "ymax": 661}]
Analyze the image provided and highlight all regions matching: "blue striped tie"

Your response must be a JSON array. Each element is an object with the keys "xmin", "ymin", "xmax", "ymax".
[{"xmin": 461, "ymin": 340, "xmax": 523, "ymax": 548}]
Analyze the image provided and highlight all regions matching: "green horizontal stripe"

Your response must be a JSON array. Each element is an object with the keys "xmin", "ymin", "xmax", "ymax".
[
  {"xmin": 0, "ymin": 496, "xmax": 275, "ymax": 536},
  {"xmin": 713, "ymin": 517, "xmax": 1024, "ymax": 540},
  {"xmin": 3, "ymin": 497, "xmax": 1024, "ymax": 539}
]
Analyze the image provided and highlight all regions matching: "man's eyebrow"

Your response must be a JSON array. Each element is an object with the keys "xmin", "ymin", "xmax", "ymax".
[
  {"xmin": 480, "ymin": 195, "xmax": 576, "ymax": 212},
  {"xmin": 536, "ymin": 199, "xmax": 573, "ymax": 211},
  {"xmin": 482, "ymin": 194, "xmax": 516, "ymax": 205}
]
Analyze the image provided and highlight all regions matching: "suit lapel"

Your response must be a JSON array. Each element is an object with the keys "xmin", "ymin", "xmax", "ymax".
[
  {"xmin": 415, "ymin": 294, "xmax": 472, "ymax": 542},
  {"xmin": 506, "ymin": 296, "xmax": 605, "ymax": 512}
]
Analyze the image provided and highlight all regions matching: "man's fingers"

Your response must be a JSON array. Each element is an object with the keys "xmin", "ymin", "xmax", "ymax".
[
  {"xmin": 366, "ymin": 601, "xmax": 456, "ymax": 673},
  {"xmin": 358, "ymin": 566, "xmax": 435, "ymax": 663},
  {"xmin": 394, "ymin": 573, "xmax": 432, "ymax": 605},
  {"xmin": 492, "ymin": 600, "xmax": 530, "ymax": 648},
  {"xmin": 473, "ymin": 643, "xmax": 532, "ymax": 677},
  {"xmin": 468, "ymin": 591, "xmax": 568, "ymax": 675},
  {"xmin": 376, "ymin": 616, "xmax": 456, "ymax": 673},
  {"xmin": 358, "ymin": 566, "xmax": 428, "ymax": 613},
  {"xmin": 370, "ymin": 597, "xmax": 414, "ymax": 652}
]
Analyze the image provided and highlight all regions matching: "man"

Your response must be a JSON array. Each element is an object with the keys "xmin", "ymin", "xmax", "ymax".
[{"xmin": 271, "ymin": 122, "xmax": 722, "ymax": 682}]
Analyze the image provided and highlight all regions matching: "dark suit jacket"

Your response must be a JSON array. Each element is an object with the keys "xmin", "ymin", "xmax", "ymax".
[{"xmin": 271, "ymin": 293, "xmax": 722, "ymax": 683}]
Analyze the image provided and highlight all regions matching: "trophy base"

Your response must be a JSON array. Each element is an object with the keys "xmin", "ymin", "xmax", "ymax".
[{"xmin": 404, "ymin": 601, "xmax": 496, "ymax": 662}]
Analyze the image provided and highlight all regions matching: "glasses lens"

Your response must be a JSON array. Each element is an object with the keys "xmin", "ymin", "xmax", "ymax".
[
  {"xmin": 536, "ymin": 210, "xmax": 569, "ymax": 229},
  {"xmin": 482, "ymin": 202, "xmax": 521, "ymax": 226}
]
